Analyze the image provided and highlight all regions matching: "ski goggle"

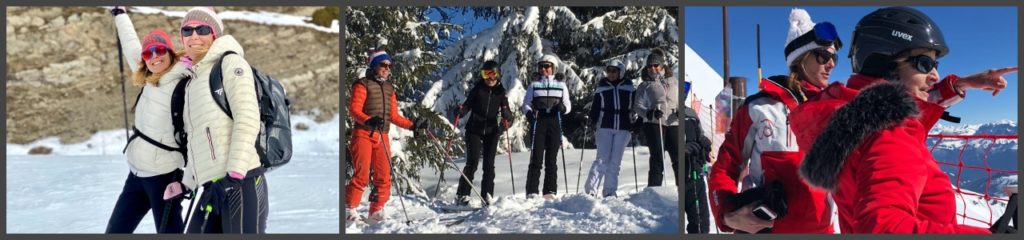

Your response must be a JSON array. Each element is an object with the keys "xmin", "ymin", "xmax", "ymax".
[
  {"xmin": 903, "ymin": 55, "xmax": 939, "ymax": 74},
  {"xmin": 538, "ymin": 63, "xmax": 554, "ymax": 69},
  {"xmin": 481, "ymin": 70, "xmax": 500, "ymax": 79},
  {"xmin": 785, "ymin": 22, "xmax": 843, "ymax": 55},
  {"xmin": 809, "ymin": 48, "xmax": 838, "ymax": 65},
  {"xmin": 181, "ymin": 25, "xmax": 214, "ymax": 37},
  {"xmin": 684, "ymin": 81, "xmax": 691, "ymax": 95},
  {"xmin": 141, "ymin": 46, "xmax": 169, "ymax": 61}
]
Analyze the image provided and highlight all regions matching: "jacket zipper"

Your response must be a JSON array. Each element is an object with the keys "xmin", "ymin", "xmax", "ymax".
[
  {"xmin": 485, "ymin": 87, "xmax": 493, "ymax": 134},
  {"xmin": 206, "ymin": 127, "xmax": 216, "ymax": 161},
  {"xmin": 612, "ymin": 81, "xmax": 619, "ymax": 130},
  {"xmin": 184, "ymin": 71, "xmax": 200, "ymax": 191},
  {"xmin": 785, "ymin": 107, "xmax": 791, "ymax": 148}
]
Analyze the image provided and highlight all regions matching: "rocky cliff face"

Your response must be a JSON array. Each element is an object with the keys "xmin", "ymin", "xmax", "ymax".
[{"xmin": 6, "ymin": 7, "xmax": 339, "ymax": 144}]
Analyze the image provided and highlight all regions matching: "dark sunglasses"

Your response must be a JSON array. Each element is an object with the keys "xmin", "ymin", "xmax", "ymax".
[
  {"xmin": 141, "ymin": 46, "xmax": 168, "ymax": 61},
  {"xmin": 181, "ymin": 25, "xmax": 214, "ymax": 37},
  {"xmin": 904, "ymin": 55, "xmax": 939, "ymax": 74},
  {"xmin": 809, "ymin": 48, "xmax": 838, "ymax": 65},
  {"xmin": 538, "ymin": 63, "xmax": 554, "ymax": 69},
  {"xmin": 648, "ymin": 64, "xmax": 663, "ymax": 69}
]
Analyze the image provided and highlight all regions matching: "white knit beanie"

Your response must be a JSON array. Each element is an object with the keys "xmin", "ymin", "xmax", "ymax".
[
  {"xmin": 784, "ymin": 8, "xmax": 819, "ymax": 67},
  {"xmin": 181, "ymin": 7, "xmax": 224, "ymax": 37}
]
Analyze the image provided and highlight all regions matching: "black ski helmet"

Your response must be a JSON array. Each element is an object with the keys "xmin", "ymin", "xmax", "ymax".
[
  {"xmin": 849, "ymin": 7, "xmax": 948, "ymax": 78},
  {"xmin": 481, "ymin": 60, "xmax": 500, "ymax": 71}
]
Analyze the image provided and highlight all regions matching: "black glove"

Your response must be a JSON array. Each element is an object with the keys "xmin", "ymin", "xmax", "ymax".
[
  {"xmin": 646, "ymin": 109, "xmax": 664, "ymax": 120},
  {"xmin": 454, "ymin": 105, "xmax": 469, "ymax": 119},
  {"xmin": 209, "ymin": 174, "xmax": 245, "ymax": 216},
  {"xmin": 412, "ymin": 118, "xmax": 428, "ymax": 137},
  {"xmin": 526, "ymin": 110, "xmax": 536, "ymax": 123},
  {"xmin": 501, "ymin": 108, "xmax": 513, "ymax": 121},
  {"xmin": 110, "ymin": 7, "xmax": 126, "ymax": 16},
  {"xmin": 554, "ymin": 104, "xmax": 567, "ymax": 114},
  {"xmin": 630, "ymin": 121, "xmax": 644, "ymax": 134},
  {"xmin": 364, "ymin": 116, "xmax": 385, "ymax": 129}
]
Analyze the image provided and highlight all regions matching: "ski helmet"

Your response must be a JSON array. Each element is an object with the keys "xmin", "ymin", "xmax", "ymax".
[
  {"xmin": 606, "ymin": 59, "xmax": 626, "ymax": 73},
  {"xmin": 849, "ymin": 7, "xmax": 948, "ymax": 78},
  {"xmin": 538, "ymin": 54, "xmax": 559, "ymax": 69},
  {"xmin": 481, "ymin": 60, "xmax": 500, "ymax": 71}
]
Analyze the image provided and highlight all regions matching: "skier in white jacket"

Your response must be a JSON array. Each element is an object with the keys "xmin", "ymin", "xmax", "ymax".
[
  {"xmin": 583, "ymin": 60, "xmax": 634, "ymax": 197},
  {"xmin": 106, "ymin": 7, "xmax": 190, "ymax": 233},
  {"xmin": 160, "ymin": 7, "xmax": 268, "ymax": 233}
]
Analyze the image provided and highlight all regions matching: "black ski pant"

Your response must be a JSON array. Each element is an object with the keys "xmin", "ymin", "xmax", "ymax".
[
  {"xmin": 106, "ymin": 169, "xmax": 185, "ymax": 233},
  {"xmin": 526, "ymin": 115, "xmax": 561, "ymax": 196},
  {"xmin": 186, "ymin": 171, "xmax": 269, "ymax": 233},
  {"xmin": 457, "ymin": 130, "xmax": 500, "ymax": 201},
  {"xmin": 644, "ymin": 123, "xmax": 679, "ymax": 187}
]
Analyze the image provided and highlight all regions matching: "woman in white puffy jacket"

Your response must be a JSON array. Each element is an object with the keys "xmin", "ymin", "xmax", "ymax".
[{"xmin": 105, "ymin": 7, "xmax": 189, "ymax": 234}]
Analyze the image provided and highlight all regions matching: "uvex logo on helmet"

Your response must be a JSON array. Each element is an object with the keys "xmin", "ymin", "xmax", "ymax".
[{"xmin": 891, "ymin": 30, "xmax": 914, "ymax": 42}]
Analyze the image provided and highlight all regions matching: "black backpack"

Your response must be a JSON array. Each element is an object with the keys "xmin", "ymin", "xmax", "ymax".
[{"xmin": 209, "ymin": 51, "xmax": 293, "ymax": 172}]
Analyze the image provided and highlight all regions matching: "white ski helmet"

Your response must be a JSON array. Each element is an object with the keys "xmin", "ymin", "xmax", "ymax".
[
  {"xmin": 538, "ymin": 54, "xmax": 559, "ymax": 69},
  {"xmin": 606, "ymin": 59, "xmax": 626, "ymax": 72}
]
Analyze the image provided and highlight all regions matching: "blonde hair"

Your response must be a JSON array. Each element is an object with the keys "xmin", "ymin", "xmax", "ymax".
[
  {"xmin": 131, "ymin": 50, "xmax": 180, "ymax": 87},
  {"xmin": 784, "ymin": 51, "xmax": 823, "ymax": 101}
]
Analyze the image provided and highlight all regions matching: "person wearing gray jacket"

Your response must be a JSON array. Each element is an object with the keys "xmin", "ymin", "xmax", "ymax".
[{"xmin": 632, "ymin": 48, "xmax": 680, "ymax": 187}]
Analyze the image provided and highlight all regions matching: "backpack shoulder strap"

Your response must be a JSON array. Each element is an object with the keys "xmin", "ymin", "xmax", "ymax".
[
  {"xmin": 210, "ymin": 51, "xmax": 239, "ymax": 119},
  {"xmin": 171, "ymin": 76, "xmax": 191, "ymax": 165},
  {"xmin": 131, "ymin": 86, "xmax": 145, "ymax": 113}
]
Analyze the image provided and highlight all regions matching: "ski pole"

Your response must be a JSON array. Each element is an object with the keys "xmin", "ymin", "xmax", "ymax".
[
  {"xmin": 426, "ymin": 129, "xmax": 485, "ymax": 204},
  {"xmin": 378, "ymin": 126, "xmax": 411, "ymax": 225},
  {"xmin": 504, "ymin": 120, "xmax": 517, "ymax": 195},
  {"xmin": 576, "ymin": 123, "xmax": 587, "ymax": 193},
  {"xmin": 114, "ymin": 15, "xmax": 129, "ymax": 141},
  {"xmin": 433, "ymin": 106, "xmax": 461, "ymax": 199},
  {"xmin": 557, "ymin": 111, "xmax": 569, "ymax": 194},
  {"xmin": 182, "ymin": 189, "xmax": 198, "ymax": 232},
  {"xmin": 757, "ymin": 24, "xmax": 763, "ymax": 87},
  {"xmin": 658, "ymin": 112, "xmax": 668, "ymax": 185},
  {"xmin": 631, "ymin": 130, "xmax": 639, "ymax": 193},
  {"xmin": 527, "ymin": 111, "xmax": 538, "ymax": 197}
]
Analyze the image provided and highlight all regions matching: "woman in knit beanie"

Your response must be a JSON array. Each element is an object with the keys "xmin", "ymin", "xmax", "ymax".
[{"xmin": 106, "ymin": 6, "xmax": 191, "ymax": 234}]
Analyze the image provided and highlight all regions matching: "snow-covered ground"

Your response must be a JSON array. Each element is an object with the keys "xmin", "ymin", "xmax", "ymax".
[
  {"xmin": 6, "ymin": 115, "xmax": 340, "ymax": 233},
  {"xmin": 347, "ymin": 146, "xmax": 682, "ymax": 234}
]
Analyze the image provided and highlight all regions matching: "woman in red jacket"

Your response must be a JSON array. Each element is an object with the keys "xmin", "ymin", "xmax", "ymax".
[
  {"xmin": 795, "ymin": 7, "xmax": 1015, "ymax": 234},
  {"xmin": 708, "ymin": 8, "xmax": 838, "ymax": 233}
]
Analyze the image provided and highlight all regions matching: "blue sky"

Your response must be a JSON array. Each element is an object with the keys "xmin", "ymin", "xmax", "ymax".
[
  {"xmin": 685, "ymin": 6, "xmax": 1018, "ymax": 125},
  {"xmin": 426, "ymin": 7, "xmax": 496, "ymax": 50}
]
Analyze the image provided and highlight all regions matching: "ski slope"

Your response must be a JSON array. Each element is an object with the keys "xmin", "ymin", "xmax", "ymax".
[
  {"xmin": 6, "ymin": 115, "xmax": 340, "ymax": 233},
  {"xmin": 347, "ymin": 146, "xmax": 681, "ymax": 234}
]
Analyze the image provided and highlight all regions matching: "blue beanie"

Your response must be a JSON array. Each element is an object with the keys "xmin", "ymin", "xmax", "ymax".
[{"xmin": 368, "ymin": 51, "xmax": 392, "ymax": 69}]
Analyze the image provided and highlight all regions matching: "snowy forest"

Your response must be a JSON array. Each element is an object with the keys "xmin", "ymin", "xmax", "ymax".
[{"xmin": 344, "ymin": 6, "xmax": 680, "ymax": 194}]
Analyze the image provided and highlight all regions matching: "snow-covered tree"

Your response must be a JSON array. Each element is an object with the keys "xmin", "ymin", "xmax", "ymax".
[{"xmin": 424, "ymin": 6, "xmax": 679, "ymax": 152}]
